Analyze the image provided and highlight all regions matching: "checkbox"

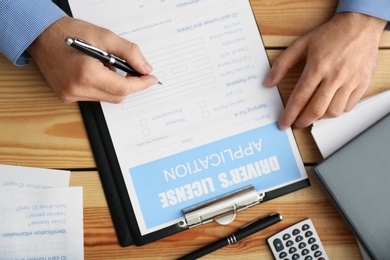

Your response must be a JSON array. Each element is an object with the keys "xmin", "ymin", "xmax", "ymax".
[
  {"xmin": 139, "ymin": 119, "xmax": 148, "ymax": 127},
  {"xmin": 202, "ymin": 110, "xmax": 210, "ymax": 118},
  {"xmin": 143, "ymin": 129, "xmax": 151, "ymax": 137},
  {"xmin": 199, "ymin": 100, "xmax": 207, "ymax": 108}
]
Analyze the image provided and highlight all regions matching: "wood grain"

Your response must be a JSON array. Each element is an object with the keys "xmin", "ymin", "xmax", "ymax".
[
  {"xmin": 251, "ymin": 0, "xmax": 390, "ymax": 48},
  {"xmin": 1, "ymin": 1, "xmax": 389, "ymax": 259},
  {"xmin": 0, "ymin": 56, "xmax": 94, "ymax": 168}
]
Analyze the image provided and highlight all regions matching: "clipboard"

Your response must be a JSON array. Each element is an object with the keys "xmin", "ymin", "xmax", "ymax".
[
  {"xmin": 77, "ymin": 101, "xmax": 309, "ymax": 246},
  {"xmin": 53, "ymin": 0, "xmax": 310, "ymax": 246}
]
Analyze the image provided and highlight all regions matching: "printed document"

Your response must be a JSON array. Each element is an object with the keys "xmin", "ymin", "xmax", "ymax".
[
  {"xmin": 0, "ymin": 164, "xmax": 70, "ymax": 189},
  {"xmin": 69, "ymin": 0, "xmax": 307, "ymax": 235},
  {"xmin": 0, "ymin": 165, "xmax": 83, "ymax": 259}
]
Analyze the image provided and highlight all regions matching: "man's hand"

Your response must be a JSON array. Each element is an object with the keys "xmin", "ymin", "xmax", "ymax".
[
  {"xmin": 264, "ymin": 12, "xmax": 387, "ymax": 130},
  {"xmin": 28, "ymin": 16, "xmax": 158, "ymax": 103}
]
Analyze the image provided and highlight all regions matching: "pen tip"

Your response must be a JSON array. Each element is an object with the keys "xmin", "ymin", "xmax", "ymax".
[{"xmin": 157, "ymin": 81, "xmax": 163, "ymax": 85}]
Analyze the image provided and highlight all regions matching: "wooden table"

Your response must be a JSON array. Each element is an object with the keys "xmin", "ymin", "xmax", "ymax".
[{"xmin": 1, "ymin": 0, "xmax": 389, "ymax": 259}]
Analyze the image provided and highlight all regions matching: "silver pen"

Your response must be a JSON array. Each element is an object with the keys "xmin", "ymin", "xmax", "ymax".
[{"xmin": 65, "ymin": 37, "xmax": 161, "ymax": 84}]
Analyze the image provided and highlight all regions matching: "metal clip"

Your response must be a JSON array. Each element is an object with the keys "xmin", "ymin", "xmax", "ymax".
[{"xmin": 179, "ymin": 185, "xmax": 265, "ymax": 228}]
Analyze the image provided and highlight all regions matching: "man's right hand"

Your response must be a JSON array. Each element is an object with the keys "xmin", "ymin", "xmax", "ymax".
[{"xmin": 28, "ymin": 16, "xmax": 158, "ymax": 103}]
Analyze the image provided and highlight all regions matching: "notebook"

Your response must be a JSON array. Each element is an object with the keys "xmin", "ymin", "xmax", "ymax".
[{"xmin": 312, "ymin": 113, "xmax": 390, "ymax": 260}]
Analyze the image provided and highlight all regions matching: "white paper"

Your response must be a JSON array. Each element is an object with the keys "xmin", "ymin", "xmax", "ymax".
[
  {"xmin": 69, "ymin": 0, "xmax": 307, "ymax": 235},
  {"xmin": 0, "ymin": 164, "xmax": 70, "ymax": 190},
  {"xmin": 311, "ymin": 90, "xmax": 390, "ymax": 158},
  {"xmin": 0, "ymin": 165, "xmax": 83, "ymax": 260},
  {"xmin": 0, "ymin": 188, "xmax": 83, "ymax": 260}
]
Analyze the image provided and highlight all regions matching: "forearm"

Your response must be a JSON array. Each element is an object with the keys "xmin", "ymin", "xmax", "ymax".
[{"xmin": 0, "ymin": 1, "xmax": 67, "ymax": 66}]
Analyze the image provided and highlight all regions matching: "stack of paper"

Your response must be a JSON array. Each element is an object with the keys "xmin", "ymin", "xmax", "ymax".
[
  {"xmin": 0, "ymin": 164, "xmax": 84, "ymax": 259},
  {"xmin": 311, "ymin": 90, "xmax": 390, "ymax": 158}
]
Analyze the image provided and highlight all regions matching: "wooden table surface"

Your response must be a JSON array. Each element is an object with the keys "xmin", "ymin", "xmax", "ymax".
[{"xmin": 1, "ymin": 0, "xmax": 389, "ymax": 259}]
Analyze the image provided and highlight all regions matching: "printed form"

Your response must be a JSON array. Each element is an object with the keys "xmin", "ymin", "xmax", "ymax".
[
  {"xmin": 69, "ymin": 0, "xmax": 307, "ymax": 235},
  {"xmin": 0, "ymin": 165, "xmax": 83, "ymax": 260}
]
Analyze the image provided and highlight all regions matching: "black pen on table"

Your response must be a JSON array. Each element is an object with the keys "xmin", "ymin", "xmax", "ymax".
[
  {"xmin": 178, "ymin": 212, "xmax": 283, "ymax": 260},
  {"xmin": 65, "ymin": 37, "xmax": 162, "ymax": 84}
]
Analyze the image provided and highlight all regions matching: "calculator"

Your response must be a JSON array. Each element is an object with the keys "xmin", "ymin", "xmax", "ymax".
[{"xmin": 267, "ymin": 219, "xmax": 328, "ymax": 260}]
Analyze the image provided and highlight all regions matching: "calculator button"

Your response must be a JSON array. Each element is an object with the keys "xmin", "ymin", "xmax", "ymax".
[
  {"xmin": 286, "ymin": 240, "xmax": 294, "ymax": 247},
  {"xmin": 295, "ymin": 235, "xmax": 304, "ymax": 242},
  {"xmin": 279, "ymin": 251, "xmax": 288, "ymax": 258},
  {"xmin": 273, "ymin": 238, "xmax": 284, "ymax": 252},
  {"xmin": 292, "ymin": 229, "xmax": 300, "ymax": 235},
  {"xmin": 302, "ymin": 224, "xmax": 310, "ymax": 231},
  {"xmin": 305, "ymin": 231, "xmax": 313, "ymax": 237},
  {"xmin": 298, "ymin": 242, "xmax": 306, "ymax": 249},
  {"xmin": 283, "ymin": 233, "xmax": 291, "ymax": 240},
  {"xmin": 302, "ymin": 249, "xmax": 310, "ymax": 255},
  {"xmin": 308, "ymin": 237, "xmax": 316, "ymax": 244},
  {"xmin": 304, "ymin": 256, "xmax": 313, "ymax": 260},
  {"xmin": 292, "ymin": 253, "xmax": 300, "ymax": 260},
  {"xmin": 311, "ymin": 244, "xmax": 319, "ymax": 251},
  {"xmin": 314, "ymin": 251, "xmax": 323, "ymax": 257},
  {"xmin": 289, "ymin": 247, "xmax": 297, "ymax": 254}
]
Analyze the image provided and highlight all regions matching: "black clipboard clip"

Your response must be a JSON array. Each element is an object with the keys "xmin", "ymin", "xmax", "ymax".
[{"xmin": 179, "ymin": 185, "xmax": 265, "ymax": 228}]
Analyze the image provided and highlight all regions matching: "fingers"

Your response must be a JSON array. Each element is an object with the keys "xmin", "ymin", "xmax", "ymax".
[
  {"xmin": 264, "ymin": 38, "xmax": 307, "ymax": 87},
  {"xmin": 288, "ymin": 82, "xmax": 344, "ymax": 129},
  {"xmin": 277, "ymin": 65, "xmax": 323, "ymax": 130},
  {"xmin": 58, "ymin": 61, "xmax": 158, "ymax": 103},
  {"xmin": 279, "ymin": 74, "xmax": 369, "ymax": 130},
  {"xmin": 344, "ymin": 87, "xmax": 366, "ymax": 112},
  {"xmin": 95, "ymin": 73, "xmax": 158, "ymax": 103},
  {"xmin": 104, "ymin": 32, "xmax": 154, "ymax": 75},
  {"xmin": 86, "ymin": 30, "xmax": 158, "ymax": 101}
]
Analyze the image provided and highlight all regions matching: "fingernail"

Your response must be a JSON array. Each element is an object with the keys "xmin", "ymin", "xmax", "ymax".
[
  {"xmin": 151, "ymin": 75, "xmax": 159, "ymax": 85},
  {"xmin": 263, "ymin": 72, "xmax": 273, "ymax": 86},
  {"xmin": 278, "ymin": 122, "xmax": 289, "ymax": 130},
  {"xmin": 143, "ymin": 61, "xmax": 153, "ymax": 72}
]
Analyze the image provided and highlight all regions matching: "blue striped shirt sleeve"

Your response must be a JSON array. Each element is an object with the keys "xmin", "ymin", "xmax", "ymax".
[
  {"xmin": 0, "ymin": 1, "xmax": 67, "ymax": 66},
  {"xmin": 336, "ymin": 0, "xmax": 390, "ymax": 30}
]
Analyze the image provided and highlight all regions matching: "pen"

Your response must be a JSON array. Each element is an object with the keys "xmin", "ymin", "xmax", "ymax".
[
  {"xmin": 65, "ymin": 37, "xmax": 162, "ymax": 84},
  {"xmin": 178, "ymin": 212, "xmax": 283, "ymax": 260}
]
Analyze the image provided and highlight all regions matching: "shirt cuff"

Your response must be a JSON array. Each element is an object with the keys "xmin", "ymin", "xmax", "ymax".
[
  {"xmin": 0, "ymin": 1, "xmax": 67, "ymax": 66},
  {"xmin": 336, "ymin": 0, "xmax": 390, "ymax": 30}
]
